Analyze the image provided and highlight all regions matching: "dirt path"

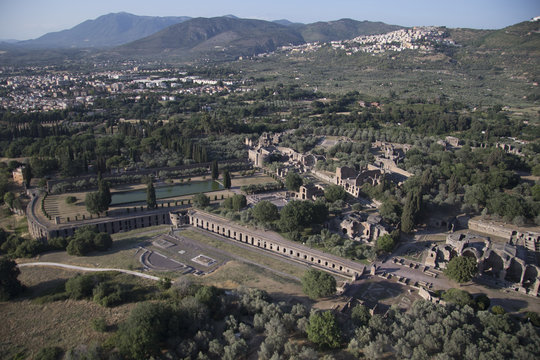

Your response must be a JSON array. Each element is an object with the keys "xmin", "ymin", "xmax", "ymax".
[{"xmin": 17, "ymin": 262, "xmax": 160, "ymax": 281}]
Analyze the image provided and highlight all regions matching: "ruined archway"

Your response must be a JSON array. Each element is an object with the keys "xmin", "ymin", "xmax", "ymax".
[
  {"xmin": 483, "ymin": 251, "xmax": 504, "ymax": 278},
  {"xmin": 505, "ymin": 259, "xmax": 523, "ymax": 283},
  {"xmin": 462, "ymin": 248, "xmax": 478, "ymax": 261},
  {"xmin": 523, "ymin": 266, "xmax": 539, "ymax": 289}
]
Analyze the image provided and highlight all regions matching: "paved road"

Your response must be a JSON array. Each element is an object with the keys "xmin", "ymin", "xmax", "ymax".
[{"xmin": 17, "ymin": 262, "xmax": 161, "ymax": 281}]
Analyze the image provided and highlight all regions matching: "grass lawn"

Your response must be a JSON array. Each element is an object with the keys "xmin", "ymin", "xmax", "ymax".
[
  {"xmin": 19, "ymin": 226, "xmax": 170, "ymax": 271},
  {"xmin": 231, "ymin": 173, "xmax": 277, "ymax": 187},
  {"xmin": 197, "ymin": 260, "xmax": 306, "ymax": 299},
  {"xmin": 180, "ymin": 229, "xmax": 308, "ymax": 280}
]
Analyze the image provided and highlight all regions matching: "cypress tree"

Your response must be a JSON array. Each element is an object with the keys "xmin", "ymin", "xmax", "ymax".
[
  {"xmin": 147, "ymin": 181, "xmax": 157, "ymax": 209},
  {"xmin": 211, "ymin": 160, "xmax": 219, "ymax": 180},
  {"xmin": 223, "ymin": 170, "xmax": 231, "ymax": 189}
]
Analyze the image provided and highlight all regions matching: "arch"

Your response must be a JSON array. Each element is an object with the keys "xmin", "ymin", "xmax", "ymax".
[
  {"xmin": 505, "ymin": 259, "xmax": 523, "ymax": 283},
  {"xmin": 523, "ymin": 266, "xmax": 539, "ymax": 288},
  {"xmin": 483, "ymin": 251, "xmax": 504, "ymax": 278},
  {"xmin": 462, "ymin": 248, "xmax": 478, "ymax": 261}
]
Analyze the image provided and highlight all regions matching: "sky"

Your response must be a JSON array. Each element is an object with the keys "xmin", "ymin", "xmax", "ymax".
[{"xmin": 0, "ymin": 0, "xmax": 539, "ymax": 40}]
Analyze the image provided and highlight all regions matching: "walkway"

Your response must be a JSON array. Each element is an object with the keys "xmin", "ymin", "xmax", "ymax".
[{"xmin": 17, "ymin": 262, "xmax": 161, "ymax": 281}]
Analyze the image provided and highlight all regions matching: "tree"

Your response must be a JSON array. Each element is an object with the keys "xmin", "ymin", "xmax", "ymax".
[
  {"xmin": 85, "ymin": 177, "xmax": 110, "ymax": 215},
  {"xmin": 491, "ymin": 305, "xmax": 506, "ymax": 315},
  {"xmin": 351, "ymin": 304, "xmax": 371, "ymax": 326},
  {"xmin": 93, "ymin": 233, "xmax": 112, "ymax": 251},
  {"xmin": 211, "ymin": 160, "xmax": 219, "ymax": 180},
  {"xmin": 231, "ymin": 194, "xmax": 247, "ymax": 211},
  {"xmin": 324, "ymin": 185, "xmax": 346, "ymax": 202},
  {"xmin": 98, "ymin": 177, "xmax": 111, "ymax": 209},
  {"xmin": 401, "ymin": 191, "xmax": 417, "ymax": 233},
  {"xmin": 441, "ymin": 288, "xmax": 474, "ymax": 307},
  {"xmin": 146, "ymin": 181, "xmax": 157, "ymax": 209},
  {"xmin": 475, "ymin": 294, "xmax": 491, "ymax": 311},
  {"xmin": 444, "ymin": 256, "xmax": 477, "ymax": 283},
  {"xmin": 301, "ymin": 269, "xmax": 336, "ymax": 299},
  {"xmin": 279, "ymin": 200, "xmax": 315, "ymax": 232},
  {"xmin": 252, "ymin": 200, "xmax": 279, "ymax": 223},
  {"xmin": 85, "ymin": 191, "xmax": 102, "ymax": 215},
  {"xmin": 193, "ymin": 193, "xmax": 210, "ymax": 208},
  {"xmin": 223, "ymin": 170, "xmax": 231, "ymax": 189},
  {"xmin": 3, "ymin": 192, "xmax": 15, "ymax": 208},
  {"xmin": 0, "ymin": 257, "xmax": 24, "ymax": 300},
  {"xmin": 22, "ymin": 164, "xmax": 32, "ymax": 187},
  {"xmin": 307, "ymin": 311, "xmax": 342, "ymax": 349},
  {"xmin": 285, "ymin": 172, "xmax": 303, "ymax": 192},
  {"xmin": 376, "ymin": 234, "xmax": 395, "ymax": 253},
  {"xmin": 116, "ymin": 302, "xmax": 172, "ymax": 360}
]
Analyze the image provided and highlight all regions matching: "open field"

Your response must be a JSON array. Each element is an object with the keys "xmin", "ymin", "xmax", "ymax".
[
  {"xmin": 231, "ymin": 173, "xmax": 276, "ymax": 187},
  {"xmin": 18, "ymin": 226, "xmax": 170, "ymax": 270},
  {"xmin": 0, "ymin": 267, "xmax": 141, "ymax": 360},
  {"xmin": 179, "ymin": 229, "xmax": 309, "ymax": 280},
  {"xmin": 0, "ymin": 212, "xmax": 27, "ymax": 235},
  {"xmin": 196, "ymin": 261, "xmax": 306, "ymax": 299}
]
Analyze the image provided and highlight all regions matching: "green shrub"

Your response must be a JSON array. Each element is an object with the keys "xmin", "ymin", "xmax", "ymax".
[
  {"xmin": 91, "ymin": 317, "xmax": 108, "ymax": 332},
  {"xmin": 65, "ymin": 196, "xmax": 77, "ymax": 204},
  {"xmin": 34, "ymin": 346, "xmax": 63, "ymax": 360},
  {"xmin": 92, "ymin": 282, "xmax": 126, "ymax": 307},
  {"xmin": 526, "ymin": 311, "xmax": 540, "ymax": 327},
  {"xmin": 301, "ymin": 269, "xmax": 336, "ymax": 299},
  {"xmin": 65, "ymin": 274, "xmax": 95, "ymax": 299}
]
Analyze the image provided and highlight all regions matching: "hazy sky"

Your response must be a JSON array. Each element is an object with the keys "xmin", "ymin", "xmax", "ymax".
[{"xmin": 1, "ymin": 0, "xmax": 539, "ymax": 40}]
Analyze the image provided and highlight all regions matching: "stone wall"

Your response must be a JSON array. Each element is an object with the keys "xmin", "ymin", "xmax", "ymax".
[{"xmin": 189, "ymin": 210, "xmax": 365, "ymax": 277}]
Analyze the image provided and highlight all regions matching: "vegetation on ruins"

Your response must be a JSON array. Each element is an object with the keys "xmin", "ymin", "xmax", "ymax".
[
  {"xmin": 84, "ymin": 175, "xmax": 111, "ymax": 215},
  {"xmin": 285, "ymin": 172, "xmax": 303, "ymax": 192},
  {"xmin": 65, "ymin": 227, "xmax": 113, "ymax": 256},
  {"xmin": 222, "ymin": 194, "xmax": 247, "ymax": 211},
  {"xmin": 301, "ymin": 269, "xmax": 337, "ymax": 299},
  {"xmin": 444, "ymin": 255, "xmax": 478, "ymax": 283},
  {"xmin": 252, "ymin": 200, "xmax": 279, "ymax": 223},
  {"xmin": 193, "ymin": 192, "xmax": 211, "ymax": 208},
  {"xmin": 324, "ymin": 184, "xmax": 347, "ymax": 203},
  {"xmin": 375, "ymin": 234, "xmax": 396, "ymax": 253}
]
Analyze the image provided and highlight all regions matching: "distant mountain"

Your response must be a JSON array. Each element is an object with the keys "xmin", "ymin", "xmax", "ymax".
[
  {"xmin": 118, "ymin": 17, "xmax": 305, "ymax": 59},
  {"xmin": 296, "ymin": 18, "xmax": 403, "ymax": 43},
  {"xmin": 273, "ymin": 19, "xmax": 303, "ymax": 27},
  {"xmin": 19, "ymin": 12, "xmax": 191, "ymax": 48}
]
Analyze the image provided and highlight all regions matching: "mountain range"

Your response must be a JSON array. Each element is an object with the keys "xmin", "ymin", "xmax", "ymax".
[
  {"xmin": 19, "ymin": 12, "xmax": 192, "ymax": 48},
  {"xmin": 3, "ymin": 13, "xmax": 537, "ymax": 66},
  {"xmin": 13, "ymin": 12, "xmax": 403, "ymax": 52}
]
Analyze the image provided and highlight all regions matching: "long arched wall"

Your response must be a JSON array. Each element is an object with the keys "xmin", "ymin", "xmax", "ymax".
[{"xmin": 188, "ymin": 211, "xmax": 364, "ymax": 277}]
